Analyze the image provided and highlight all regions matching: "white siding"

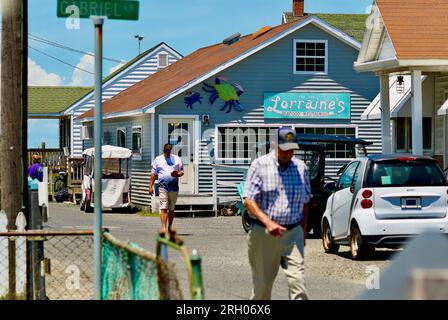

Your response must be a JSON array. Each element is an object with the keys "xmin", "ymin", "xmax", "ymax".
[{"xmin": 70, "ymin": 44, "xmax": 181, "ymax": 157}]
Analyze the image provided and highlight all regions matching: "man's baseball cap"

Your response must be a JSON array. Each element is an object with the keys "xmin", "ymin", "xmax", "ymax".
[{"xmin": 276, "ymin": 127, "xmax": 299, "ymax": 151}]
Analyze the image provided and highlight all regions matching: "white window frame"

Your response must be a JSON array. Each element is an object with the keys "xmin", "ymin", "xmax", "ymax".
[
  {"xmin": 215, "ymin": 124, "xmax": 357, "ymax": 162},
  {"xmin": 293, "ymin": 39, "xmax": 328, "ymax": 75},
  {"xmin": 116, "ymin": 127, "xmax": 126, "ymax": 148},
  {"xmin": 81, "ymin": 125, "xmax": 93, "ymax": 140},
  {"xmin": 158, "ymin": 52, "xmax": 169, "ymax": 69},
  {"xmin": 132, "ymin": 126, "xmax": 143, "ymax": 160}
]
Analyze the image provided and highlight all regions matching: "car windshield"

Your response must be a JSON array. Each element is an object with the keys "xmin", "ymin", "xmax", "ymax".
[{"xmin": 365, "ymin": 160, "xmax": 448, "ymax": 187}]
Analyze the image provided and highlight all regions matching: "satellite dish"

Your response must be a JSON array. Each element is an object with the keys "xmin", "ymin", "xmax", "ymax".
[{"xmin": 223, "ymin": 33, "xmax": 241, "ymax": 45}]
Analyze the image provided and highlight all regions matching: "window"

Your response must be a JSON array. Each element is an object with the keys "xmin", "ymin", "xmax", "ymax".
[
  {"xmin": 132, "ymin": 126, "xmax": 142, "ymax": 160},
  {"xmin": 216, "ymin": 126, "xmax": 357, "ymax": 161},
  {"xmin": 216, "ymin": 127, "xmax": 277, "ymax": 160},
  {"xmin": 294, "ymin": 40, "xmax": 327, "ymax": 74},
  {"xmin": 117, "ymin": 128, "xmax": 126, "ymax": 148},
  {"xmin": 81, "ymin": 125, "xmax": 93, "ymax": 140},
  {"xmin": 337, "ymin": 161, "xmax": 360, "ymax": 189},
  {"xmin": 158, "ymin": 53, "xmax": 168, "ymax": 68},
  {"xmin": 295, "ymin": 127, "xmax": 357, "ymax": 159},
  {"xmin": 395, "ymin": 117, "xmax": 432, "ymax": 151},
  {"xmin": 365, "ymin": 160, "xmax": 447, "ymax": 188}
]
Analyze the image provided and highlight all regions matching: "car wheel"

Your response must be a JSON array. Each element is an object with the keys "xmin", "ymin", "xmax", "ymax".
[
  {"xmin": 350, "ymin": 225, "xmax": 373, "ymax": 260},
  {"xmin": 322, "ymin": 220, "xmax": 339, "ymax": 254},
  {"xmin": 241, "ymin": 209, "xmax": 253, "ymax": 233}
]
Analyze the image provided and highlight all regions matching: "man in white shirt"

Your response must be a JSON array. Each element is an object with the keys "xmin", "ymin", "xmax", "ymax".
[{"xmin": 149, "ymin": 143, "xmax": 184, "ymax": 236}]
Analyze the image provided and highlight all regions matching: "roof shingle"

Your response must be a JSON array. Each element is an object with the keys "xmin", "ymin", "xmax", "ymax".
[
  {"xmin": 284, "ymin": 13, "xmax": 368, "ymax": 43},
  {"xmin": 29, "ymin": 86, "xmax": 92, "ymax": 115},
  {"xmin": 376, "ymin": 0, "xmax": 448, "ymax": 60},
  {"xmin": 79, "ymin": 17, "xmax": 308, "ymax": 120}
]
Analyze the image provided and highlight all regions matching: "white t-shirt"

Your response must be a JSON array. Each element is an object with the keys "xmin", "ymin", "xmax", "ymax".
[{"xmin": 151, "ymin": 154, "xmax": 183, "ymax": 192}]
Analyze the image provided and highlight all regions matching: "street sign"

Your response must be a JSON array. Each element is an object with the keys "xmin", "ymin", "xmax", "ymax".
[{"xmin": 57, "ymin": 0, "xmax": 139, "ymax": 20}]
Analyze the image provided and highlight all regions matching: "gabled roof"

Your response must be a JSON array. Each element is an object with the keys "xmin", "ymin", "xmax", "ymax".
[
  {"xmin": 63, "ymin": 42, "xmax": 182, "ymax": 115},
  {"xmin": 376, "ymin": 0, "xmax": 448, "ymax": 60},
  {"xmin": 78, "ymin": 16, "xmax": 361, "ymax": 121},
  {"xmin": 29, "ymin": 86, "xmax": 92, "ymax": 116},
  {"xmin": 361, "ymin": 75, "xmax": 427, "ymax": 120},
  {"xmin": 355, "ymin": 0, "xmax": 448, "ymax": 72},
  {"xmin": 283, "ymin": 13, "xmax": 368, "ymax": 43}
]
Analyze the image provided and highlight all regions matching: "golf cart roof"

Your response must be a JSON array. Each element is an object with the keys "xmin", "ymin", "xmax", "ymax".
[
  {"xmin": 82, "ymin": 145, "xmax": 132, "ymax": 159},
  {"xmin": 296, "ymin": 134, "xmax": 373, "ymax": 145}
]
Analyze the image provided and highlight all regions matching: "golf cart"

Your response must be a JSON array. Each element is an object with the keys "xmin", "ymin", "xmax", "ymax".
[
  {"xmin": 80, "ymin": 145, "xmax": 132, "ymax": 213},
  {"xmin": 240, "ymin": 134, "xmax": 372, "ymax": 237}
]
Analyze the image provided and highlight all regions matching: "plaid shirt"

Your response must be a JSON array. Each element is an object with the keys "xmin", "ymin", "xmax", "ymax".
[{"xmin": 243, "ymin": 151, "xmax": 311, "ymax": 225}]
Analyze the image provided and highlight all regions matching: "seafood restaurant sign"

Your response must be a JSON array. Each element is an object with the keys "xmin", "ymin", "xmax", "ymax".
[{"xmin": 264, "ymin": 92, "xmax": 351, "ymax": 120}]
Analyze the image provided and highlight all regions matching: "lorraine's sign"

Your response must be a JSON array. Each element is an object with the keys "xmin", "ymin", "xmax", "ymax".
[
  {"xmin": 264, "ymin": 92, "xmax": 351, "ymax": 120},
  {"xmin": 57, "ymin": 0, "xmax": 139, "ymax": 20}
]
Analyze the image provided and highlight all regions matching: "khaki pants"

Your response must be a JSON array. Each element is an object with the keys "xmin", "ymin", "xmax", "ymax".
[{"xmin": 248, "ymin": 224, "xmax": 308, "ymax": 300}]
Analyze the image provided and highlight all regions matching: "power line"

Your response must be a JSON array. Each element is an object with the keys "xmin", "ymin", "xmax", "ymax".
[
  {"xmin": 29, "ymin": 45, "xmax": 94, "ymax": 75},
  {"xmin": 28, "ymin": 33, "xmax": 125, "ymax": 64}
]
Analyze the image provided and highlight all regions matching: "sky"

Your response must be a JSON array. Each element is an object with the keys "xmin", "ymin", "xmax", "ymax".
[{"xmin": 22, "ymin": 0, "xmax": 373, "ymax": 148}]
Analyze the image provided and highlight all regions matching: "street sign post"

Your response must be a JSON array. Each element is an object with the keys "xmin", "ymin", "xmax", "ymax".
[
  {"xmin": 57, "ymin": 0, "xmax": 139, "ymax": 20},
  {"xmin": 57, "ymin": 0, "xmax": 139, "ymax": 300}
]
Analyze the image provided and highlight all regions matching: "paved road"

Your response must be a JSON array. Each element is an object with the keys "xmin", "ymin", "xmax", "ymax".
[{"xmin": 45, "ymin": 203, "xmax": 396, "ymax": 300}]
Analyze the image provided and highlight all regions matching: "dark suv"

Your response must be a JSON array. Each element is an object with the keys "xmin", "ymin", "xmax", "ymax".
[{"xmin": 241, "ymin": 134, "xmax": 372, "ymax": 238}]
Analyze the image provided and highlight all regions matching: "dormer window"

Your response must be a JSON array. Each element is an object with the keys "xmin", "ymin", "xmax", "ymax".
[
  {"xmin": 158, "ymin": 53, "xmax": 168, "ymax": 68},
  {"xmin": 294, "ymin": 40, "xmax": 328, "ymax": 74}
]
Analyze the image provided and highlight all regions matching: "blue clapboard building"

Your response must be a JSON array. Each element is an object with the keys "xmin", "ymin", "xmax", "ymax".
[{"xmin": 78, "ymin": 3, "xmax": 381, "ymax": 212}]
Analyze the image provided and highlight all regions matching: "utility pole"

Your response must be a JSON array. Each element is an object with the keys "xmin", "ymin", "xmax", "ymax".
[
  {"xmin": 1, "ymin": 0, "xmax": 27, "ymax": 300},
  {"xmin": 1, "ymin": 0, "xmax": 26, "ymax": 230}
]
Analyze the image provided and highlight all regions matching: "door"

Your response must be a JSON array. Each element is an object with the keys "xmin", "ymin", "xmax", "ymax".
[
  {"xmin": 161, "ymin": 118, "xmax": 195, "ymax": 194},
  {"xmin": 332, "ymin": 161, "xmax": 360, "ymax": 238}
]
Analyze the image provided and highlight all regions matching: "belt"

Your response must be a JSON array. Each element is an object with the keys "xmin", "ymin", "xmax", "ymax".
[{"xmin": 253, "ymin": 219, "xmax": 300, "ymax": 230}]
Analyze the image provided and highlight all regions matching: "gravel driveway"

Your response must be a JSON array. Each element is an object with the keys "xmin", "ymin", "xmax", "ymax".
[{"xmin": 45, "ymin": 203, "xmax": 396, "ymax": 300}]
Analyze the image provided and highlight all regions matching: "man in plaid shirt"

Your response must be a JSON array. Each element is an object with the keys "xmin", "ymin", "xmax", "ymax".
[{"xmin": 244, "ymin": 127, "xmax": 310, "ymax": 300}]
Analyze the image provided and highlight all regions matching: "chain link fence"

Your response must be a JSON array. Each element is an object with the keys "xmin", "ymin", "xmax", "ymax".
[
  {"xmin": 0, "ymin": 231, "xmax": 198, "ymax": 300},
  {"xmin": 0, "ymin": 231, "xmax": 94, "ymax": 300}
]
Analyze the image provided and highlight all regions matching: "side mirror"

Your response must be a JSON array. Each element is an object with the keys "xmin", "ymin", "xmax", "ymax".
[{"xmin": 324, "ymin": 182, "xmax": 337, "ymax": 194}]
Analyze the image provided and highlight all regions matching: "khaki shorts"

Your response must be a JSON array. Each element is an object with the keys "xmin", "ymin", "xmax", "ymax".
[{"xmin": 159, "ymin": 191, "xmax": 178, "ymax": 211}]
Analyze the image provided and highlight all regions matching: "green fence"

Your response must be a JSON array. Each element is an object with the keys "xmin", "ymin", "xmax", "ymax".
[{"xmin": 101, "ymin": 232, "xmax": 203, "ymax": 300}]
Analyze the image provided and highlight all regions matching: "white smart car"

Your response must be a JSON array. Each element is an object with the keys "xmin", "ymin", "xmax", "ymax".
[{"xmin": 321, "ymin": 154, "xmax": 448, "ymax": 260}]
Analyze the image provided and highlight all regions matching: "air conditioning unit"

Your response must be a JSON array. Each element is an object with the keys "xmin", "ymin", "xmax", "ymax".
[{"xmin": 81, "ymin": 125, "xmax": 93, "ymax": 140}]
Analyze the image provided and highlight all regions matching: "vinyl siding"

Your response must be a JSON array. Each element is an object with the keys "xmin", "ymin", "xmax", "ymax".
[
  {"xmin": 152, "ymin": 24, "xmax": 381, "ymax": 200},
  {"xmin": 100, "ymin": 115, "xmax": 152, "ymax": 207},
  {"xmin": 71, "ymin": 45, "xmax": 180, "ymax": 157},
  {"xmin": 435, "ymin": 75, "xmax": 448, "ymax": 165}
]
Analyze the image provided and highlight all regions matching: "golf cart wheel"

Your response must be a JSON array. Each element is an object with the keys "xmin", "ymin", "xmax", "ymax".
[
  {"xmin": 322, "ymin": 219, "xmax": 339, "ymax": 254},
  {"xmin": 350, "ymin": 224, "xmax": 374, "ymax": 260},
  {"xmin": 241, "ymin": 210, "xmax": 254, "ymax": 233}
]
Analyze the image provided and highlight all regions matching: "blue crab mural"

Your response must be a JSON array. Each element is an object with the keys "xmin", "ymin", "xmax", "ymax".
[
  {"xmin": 184, "ymin": 91, "xmax": 203, "ymax": 109},
  {"xmin": 202, "ymin": 77, "xmax": 244, "ymax": 113}
]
